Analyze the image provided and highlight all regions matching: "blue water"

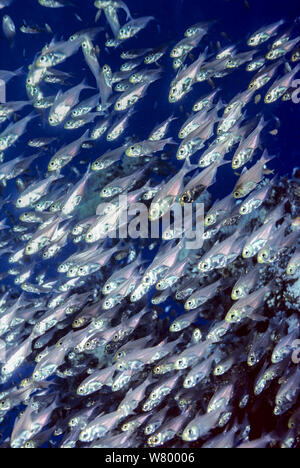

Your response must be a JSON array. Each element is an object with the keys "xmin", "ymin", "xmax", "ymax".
[{"xmin": 0, "ymin": 0, "xmax": 299, "ymax": 448}]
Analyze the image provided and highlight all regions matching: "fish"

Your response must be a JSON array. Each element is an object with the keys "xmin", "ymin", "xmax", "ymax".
[
  {"xmin": 95, "ymin": 1, "xmax": 132, "ymax": 35},
  {"xmin": 231, "ymin": 264, "xmax": 261, "ymax": 300},
  {"xmin": 286, "ymin": 249, "xmax": 300, "ymax": 275},
  {"xmin": 38, "ymin": 0, "xmax": 74, "ymax": 7},
  {"xmin": 114, "ymin": 75, "xmax": 160, "ymax": 111},
  {"xmin": 225, "ymin": 281, "xmax": 273, "ymax": 323},
  {"xmin": 233, "ymin": 150, "xmax": 275, "ymax": 198},
  {"xmin": 248, "ymin": 61, "xmax": 282, "ymax": 90},
  {"xmin": 169, "ymin": 52, "xmax": 206, "ymax": 103},
  {"xmin": 232, "ymin": 117, "xmax": 266, "ymax": 169},
  {"xmin": 126, "ymin": 137, "xmax": 174, "ymax": 158},
  {"xmin": 182, "ymin": 408, "xmax": 224, "ymax": 441},
  {"xmin": 0, "ymin": 66, "xmax": 23, "ymax": 84},
  {"xmin": 0, "ymin": 0, "xmax": 298, "ymax": 451},
  {"xmin": 0, "ymin": 0, "xmax": 13, "ymax": 8},
  {"xmin": 15, "ymin": 174, "xmax": 61, "ymax": 208},
  {"xmin": 20, "ymin": 22, "xmax": 53, "ymax": 34},
  {"xmin": 198, "ymin": 229, "xmax": 245, "ymax": 272},
  {"xmin": 0, "ymin": 113, "xmax": 36, "ymax": 151},
  {"xmin": 265, "ymin": 64, "xmax": 300, "ymax": 103},
  {"xmin": 148, "ymin": 115, "xmax": 176, "ymax": 141},
  {"xmin": 180, "ymin": 159, "xmax": 229, "ymax": 203},
  {"xmin": 27, "ymin": 137, "xmax": 58, "ymax": 148},
  {"xmin": 170, "ymin": 31, "xmax": 206, "ymax": 59},
  {"xmin": 266, "ymin": 37, "xmax": 300, "ymax": 61},
  {"xmin": 148, "ymin": 160, "xmax": 194, "ymax": 221},
  {"xmin": 144, "ymin": 43, "xmax": 169, "ymax": 64},
  {"xmin": 48, "ymin": 130, "xmax": 89, "ymax": 171},
  {"xmin": 36, "ymin": 38, "xmax": 82, "ymax": 68}
]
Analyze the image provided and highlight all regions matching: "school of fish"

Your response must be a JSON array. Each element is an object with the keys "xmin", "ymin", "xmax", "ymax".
[{"xmin": 0, "ymin": 0, "xmax": 299, "ymax": 449}]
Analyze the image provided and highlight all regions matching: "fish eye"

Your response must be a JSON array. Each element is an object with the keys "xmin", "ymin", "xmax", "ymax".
[
  {"xmin": 265, "ymin": 94, "xmax": 272, "ymax": 102},
  {"xmin": 40, "ymin": 56, "xmax": 46, "ymax": 62},
  {"xmin": 82, "ymin": 42, "xmax": 88, "ymax": 48},
  {"xmin": 240, "ymin": 206, "xmax": 247, "ymax": 213},
  {"xmin": 234, "ymin": 191, "xmax": 240, "ymax": 197}
]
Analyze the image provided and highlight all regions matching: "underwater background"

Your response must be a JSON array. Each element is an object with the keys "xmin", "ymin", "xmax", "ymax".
[{"xmin": 0, "ymin": 0, "xmax": 299, "ymax": 449}]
